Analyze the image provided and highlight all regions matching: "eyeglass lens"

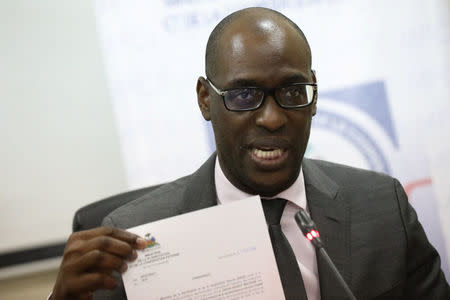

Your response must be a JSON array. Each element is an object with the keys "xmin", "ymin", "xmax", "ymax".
[{"xmin": 224, "ymin": 85, "xmax": 314, "ymax": 111}]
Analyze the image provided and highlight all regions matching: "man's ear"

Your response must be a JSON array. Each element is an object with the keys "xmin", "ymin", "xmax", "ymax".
[
  {"xmin": 196, "ymin": 76, "xmax": 211, "ymax": 121},
  {"xmin": 311, "ymin": 69, "xmax": 318, "ymax": 116},
  {"xmin": 312, "ymin": 96, "xmax": 318, "ymax": 116}
]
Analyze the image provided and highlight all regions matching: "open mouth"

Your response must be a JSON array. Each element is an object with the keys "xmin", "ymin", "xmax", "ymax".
[
  {"xmin": 252, "ymin": 148, "xmax": 284, "ymax": 160},
  {"xmin": 247, "ymin": 137, "xmax": 291, "ymax": 169},
  {"xmin": 249, "ymin": 147, "xmax": 289, "ymax": 169}
]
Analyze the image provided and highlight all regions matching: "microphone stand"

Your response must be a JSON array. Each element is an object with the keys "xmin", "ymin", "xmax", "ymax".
[{"xmin": 295, "ymin": 209, "xmax": 357, "ymax": 300}]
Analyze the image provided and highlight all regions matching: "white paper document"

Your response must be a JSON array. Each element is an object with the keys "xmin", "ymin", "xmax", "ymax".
[{"xmin": 123, "ymin": 196, "xmax": 285, "ymax": 300}]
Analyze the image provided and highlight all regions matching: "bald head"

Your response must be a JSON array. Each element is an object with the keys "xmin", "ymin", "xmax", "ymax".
[{"xmin": 205, "ymin": 7, "xmax": 312, "ymax": 79}]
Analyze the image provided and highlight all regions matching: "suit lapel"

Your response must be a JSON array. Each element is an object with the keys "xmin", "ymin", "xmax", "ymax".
[
  {"xmin": 179, "ymin": 153, "xmax": 218, "ymax": 214},
  {"xmin": 302, "ymin": 159, "xmax": 352, "ymax": 300}
]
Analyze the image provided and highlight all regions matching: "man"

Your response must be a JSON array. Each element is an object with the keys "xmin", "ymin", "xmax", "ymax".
[{"xmin": 50, "ymin": 7, "xmax": 449, "ymax": 300}]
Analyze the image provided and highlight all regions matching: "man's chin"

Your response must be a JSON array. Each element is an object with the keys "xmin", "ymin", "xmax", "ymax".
[
  {"xmin": 244, "ymin": 172, "xmax": 298, "ymax": 197},
  {"xmin": 249, "ymin": 185, "xmax": 287, "ymax": 198},
  {"xmin": 221, "ymin": 154, "xmax": 300, "ymax": 196}
]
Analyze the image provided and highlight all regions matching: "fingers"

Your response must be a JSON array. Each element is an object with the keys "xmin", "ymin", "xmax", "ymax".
[
  {"xmin": 53, "ymin": 226, "xmax": 145, "ymax": 299},
  {"xmin": 67, "ymin": 236, "xmax": 137, "ymax": 260},
  {"xmin": 70, "ymin": 227, "xmax": 147, "ymax": 249},
  {"xmin": 63, "ymin": 272, "xmax": 118, "ymax": 294},
  {"xmin": 74, "ymin": 250, "xmax": 126, "ymax": 274}
]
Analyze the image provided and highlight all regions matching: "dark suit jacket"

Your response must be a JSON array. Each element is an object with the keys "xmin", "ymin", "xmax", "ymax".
[{"xmin": 96, "ymin": 154, "xmax": 449, "ymax": 299}]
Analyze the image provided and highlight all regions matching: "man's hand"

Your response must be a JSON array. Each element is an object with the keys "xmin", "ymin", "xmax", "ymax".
[{"xmin": 51, "ymin": 227, "xmax": 147, "ymax": 300}]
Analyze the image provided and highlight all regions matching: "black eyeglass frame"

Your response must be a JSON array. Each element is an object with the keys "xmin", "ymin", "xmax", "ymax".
[{"xmin": 206, "ymin": 75, "xmax": 318, "ymax": 112}]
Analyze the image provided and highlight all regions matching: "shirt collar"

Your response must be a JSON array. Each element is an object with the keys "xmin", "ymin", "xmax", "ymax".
[{"xmin": 214, "ymin": 157, "xmax": 307, "ymax": 210}]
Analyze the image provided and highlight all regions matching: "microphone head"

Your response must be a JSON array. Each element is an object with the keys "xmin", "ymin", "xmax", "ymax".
[
  {"xmin": 294, "ymin": 208, "xmax": 316, "ymax": 235},
  {"xmin": 295, "ymin": 208, "xmax": 324, "ymax": 248}
]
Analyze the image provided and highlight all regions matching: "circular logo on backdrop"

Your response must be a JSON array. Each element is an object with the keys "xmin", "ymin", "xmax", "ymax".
[{"xmin": 307, "ymin": 81, "xmax": 398, "ymax": 174}]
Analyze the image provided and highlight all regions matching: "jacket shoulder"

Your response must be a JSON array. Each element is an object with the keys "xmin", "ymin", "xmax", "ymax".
[
  {"xmin": 102, "ymin": 174, "xmax": 192, "ymax": 229},
  {"xmin": 102, "ymin": 153, "xmax": 217, "ymax": 229},
  {"xmin": 304, "ymin": 158, "xmax": 395, "ymax": 186}
]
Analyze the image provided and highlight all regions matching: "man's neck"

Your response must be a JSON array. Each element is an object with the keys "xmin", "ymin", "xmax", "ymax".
[{"xmin": 214, "ymin": 156, "xmax": 307, "ymax": 210}]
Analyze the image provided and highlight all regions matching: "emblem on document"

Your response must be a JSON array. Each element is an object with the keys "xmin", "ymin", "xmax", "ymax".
[{"xmin": 144, "ymin": 233, "xmax": 159, "ymax": 248}]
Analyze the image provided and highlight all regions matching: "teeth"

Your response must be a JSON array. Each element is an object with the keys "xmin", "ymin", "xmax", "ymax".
[{"xmin": 252, "ymin": 148, "xmax": 283, "ymax": 159}]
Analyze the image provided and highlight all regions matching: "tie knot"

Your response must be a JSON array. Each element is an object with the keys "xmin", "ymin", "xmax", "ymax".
[{"xmin": 261, "ymin": 198, "xmax": 287, "ymax": 225}]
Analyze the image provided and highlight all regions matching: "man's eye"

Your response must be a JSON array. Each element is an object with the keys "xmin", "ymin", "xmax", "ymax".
[
  {"xmin": 231, "ymin": 89, "xmax": 255, "ymax": 101},
  {"xmin": 287, "ymin": 88, "xmax": 301, "ymax": 97},
  {"xmin": 286, "ymin": 90, "xmax": 299, "ymax": 98},
  {"xmin": 280, "ymin": 86, "xmax": 307, "ymax": 105},
  {"xmin": 238, "ymin": 91, "xmax": 250, "ymax": 99},
  {"xmin": 239, "ymin": 90, "xmax": 258, "ymax": 100}
]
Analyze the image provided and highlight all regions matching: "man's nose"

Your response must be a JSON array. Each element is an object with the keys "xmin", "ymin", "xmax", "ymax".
[{"xmin": 255, "ymin": 95, "xmax": 287, "ymax": 131}]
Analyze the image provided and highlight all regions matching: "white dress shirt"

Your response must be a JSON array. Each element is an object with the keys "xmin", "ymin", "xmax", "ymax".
[{"xmin": 214, "ymin": 157, "xmax": 320, "ymax": 300}]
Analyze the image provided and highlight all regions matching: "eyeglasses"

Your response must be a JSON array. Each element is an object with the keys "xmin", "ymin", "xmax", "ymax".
[{"xmin": 206, "ymin": 78, "xmax": 317, "ymax": 112}]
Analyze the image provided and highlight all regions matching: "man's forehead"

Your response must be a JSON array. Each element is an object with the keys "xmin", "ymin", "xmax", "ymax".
[
  {"xmin": 204, "ymin": 8, "xmax": 311, "ymax": 81},
  {"xmin": 213, "ymin": 15, "xmax": 310, "ymax": 77},
  {"xmin": 218, "ymin": 13, "xmax": 294, "ymax": 45},
  {"xmin": 225, "ymin": 23, "xmax": 288, "ymax": 58},
  {"xmin": 215, "ymin": 11, "xmax": 308, "ymax": 60}
]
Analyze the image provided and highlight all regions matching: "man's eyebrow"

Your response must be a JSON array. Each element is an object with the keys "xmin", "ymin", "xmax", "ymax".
[
  {"xmin": 282, "ymin": 74, "xmax": 311, "ymax": 83},
  {"xmin": 226, "ymin": 74, "xmax": 312, "ymax": 89},
  {"xmin": 225, "ymin": 78, "xmax": 261, "ymax": 88}
]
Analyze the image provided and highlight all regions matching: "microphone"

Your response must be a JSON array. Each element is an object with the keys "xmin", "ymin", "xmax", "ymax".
[{"xmin": 295, "ymin": 209, "xmax": 357, "ymax": 300}]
